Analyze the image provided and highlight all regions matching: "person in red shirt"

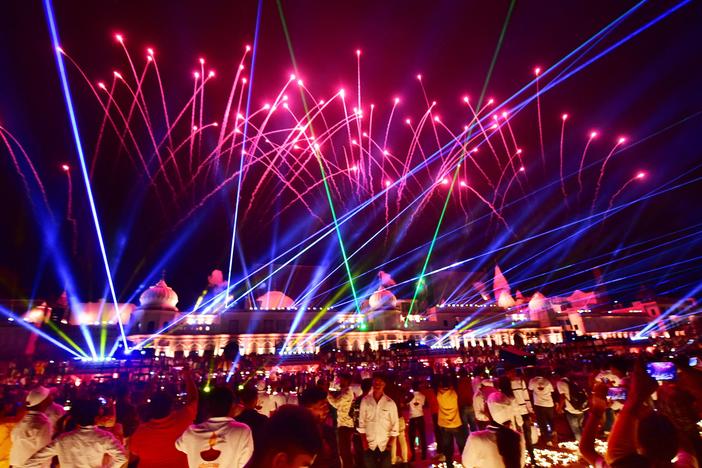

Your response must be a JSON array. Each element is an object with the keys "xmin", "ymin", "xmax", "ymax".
[
  {"xmin": 130, "ymin": 368, "xmax": 199, "ymax": 467},
  {"xmin": 419, "ymin": 379, "xmax": 440, "ymax": 450}
]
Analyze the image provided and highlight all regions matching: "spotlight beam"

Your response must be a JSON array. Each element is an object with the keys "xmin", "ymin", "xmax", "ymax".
[
  {"xmin": 225, "ymin": 0, "xmax": 263, "ymax": 307},
  {"xmin": 43, "ymin": 0, "xmax": 129, "ymax": 351}
]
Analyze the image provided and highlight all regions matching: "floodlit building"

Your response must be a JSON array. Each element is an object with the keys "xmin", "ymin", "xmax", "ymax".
[{"xmin": 0, "ymin": 266, "xmax": 697, "ymax": 359}]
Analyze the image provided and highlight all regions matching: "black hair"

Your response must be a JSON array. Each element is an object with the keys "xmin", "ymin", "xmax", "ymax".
[
  {"xmin": 361, "ymin": 378, "xmax": 372, "ymax": 394},
  {"xmin": 250, "ymin": 405, "xmax": 322, "ymax": 466},
  {"xmin": 638, "ymin": 412, "xmax": 679, "ymax": 464},
  {"xmin": 495, "ymin": 424, "xmax": 523, "ymax": 468},
  {"xmin": 206, "ymin": 387, "xmax": 234, "ymax": 418},
  {"xmin": 372, "ymin": 372, "xmax": 387, "ymax": 383},
  {"xmin": 439, "ymin": 374, "xmax": 453, "ymax": 389},
  {"xmin": 238, "ymin": 385, "xmax": 258, "ymax": 407},
  {"xmin": 298, "ymin": 386, "xmax": 327, "ymax": 407},
  {"xmin": 71, "ymin": 399, "xmax": 100, "ymax": 427},
  {"xmin": 496, "ymin": 376, "xmax": 515, "ymax": 398},
  {"xmin": 148, "ymin": 391, "xmax": 173, "ymax": 419}
]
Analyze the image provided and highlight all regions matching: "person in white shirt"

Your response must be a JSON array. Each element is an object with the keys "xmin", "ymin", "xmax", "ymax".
[
  {"xmin": 528, "ymin": 374, "xmax": 556, "ymax": 446},
  {"xmin": 462, "ymin": 391, "xmax": 525, "ymax": 468},
  {"xmin": 256, "ymin": 380, "xmax": 277, "ymax": 416},
  {"xmin": 358, "ymin": 373, "xmax": 399, "ymax": 468},
  {"xmin": 505, "ymin": 370, "xmax": 536, "ymax": 465},
  {"xmin": 176, "ymin": 387, "xmax": 253, "ymax": 468},
  {"xmin": 556, "ymin": 374, "xmax": 585, "ymax": 441},
  {"xmin": 407, "ymin": 381, "xmax": 427, "ymax": 461},
  {"xmin": 24, "ymin": 398, "xmax": 127, "ymax": 468},
  {"xmin": 271, "ymin": 386, "xmax": 287, "ymax": 412},
  {"xmin": 9, "ymin": 386, "xmax": 53, "ymax": 467},
  {"xmin": 327, "ymin": 373, "xmax": 355, "ymax": 468},
  {"xmin": 473, "ymin": 378, "xmax": 497, "ymax": 429}
]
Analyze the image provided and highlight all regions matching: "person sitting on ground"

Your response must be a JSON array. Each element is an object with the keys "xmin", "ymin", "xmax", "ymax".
[
  {"xmin": 24, "ymin": 398, "xmax": 127, "ymax": 468},
  {"xmin": 177, "ymin": 386, "xmax": 253, "ymax": 468},
  {"xmin": 245, "ymin": 404, "xmax": 323, "ymax": 468}
]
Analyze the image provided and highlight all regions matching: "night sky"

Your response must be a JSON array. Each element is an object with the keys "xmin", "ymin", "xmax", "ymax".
[{"xmin": 0, "ymin": 1, "xmax": 701, "ymax": 308}]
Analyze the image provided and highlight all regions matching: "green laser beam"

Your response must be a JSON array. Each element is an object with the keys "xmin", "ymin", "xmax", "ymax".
[
  {"xmin": 44, "ymin": 320, "xmax": 88, "ymax": 357},
  {"xmin": 276, "ymin": 0, "xmax": 361, "ymax": 315},
  {"xmin": 478, "ymin": 0, "xmax": 516, "ymax": 107},
  {"xmin": 406, "ymin": 1, "xmax": 516, "ymax": 321}
]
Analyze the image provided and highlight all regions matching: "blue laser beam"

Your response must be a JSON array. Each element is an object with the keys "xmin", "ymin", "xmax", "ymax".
[{"xmin": 43, "ymin": 0, "xmax": 129, "ymax": 350}]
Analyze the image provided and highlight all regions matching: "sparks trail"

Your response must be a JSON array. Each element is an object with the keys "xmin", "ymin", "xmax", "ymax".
[{"xmin": 591, "ymin": 137, "xmax": 627, "ymax": 214}]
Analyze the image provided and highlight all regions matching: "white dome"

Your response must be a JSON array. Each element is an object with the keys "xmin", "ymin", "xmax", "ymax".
[
  {"xmin": 528, "ymin": 291, "xmax": 547, "ymax": 311},
  {"xmin": 139, "ymin": 279, "xmax": 179, "ymax": 310},
  {"xmin": 256, "ymin": 291, "xmax": 295, "ymax": 309},
  {"xmin": 369, "ymin": 288, "xmax": 397, "ymax": 309}
]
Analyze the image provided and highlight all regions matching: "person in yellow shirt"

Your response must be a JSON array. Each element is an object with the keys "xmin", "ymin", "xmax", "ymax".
[{"xmin": 436, "ymin": 375, "xmax": 467, "ymax": 464}]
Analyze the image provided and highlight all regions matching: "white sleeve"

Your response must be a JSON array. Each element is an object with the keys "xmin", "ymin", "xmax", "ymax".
[
  {"xmin": 23, "ymin": 437, "xmax": 59, "ymax": 468},
  {"xmin": 102, "ymin": 433, "xmax": 128, "ymax": 468},
  {"xmin": 462, "ymin": 435, "xmax": 480, "ymax": 468},
  {"xmin": 357, "ymin": 399, "xmax": 367, "ymax": 434},
  {"xmin": 175, "ymin": 427, "xmax": 190, "ymax": 453},
  {"xmin": 238, "ymin": 426, "xmax": 254, "ymax": 468}
]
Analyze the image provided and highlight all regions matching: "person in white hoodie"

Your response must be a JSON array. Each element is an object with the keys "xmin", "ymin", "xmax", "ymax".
[{"xmin": 176, "ymin": 387, "xmax": 253, "ymax": 468}]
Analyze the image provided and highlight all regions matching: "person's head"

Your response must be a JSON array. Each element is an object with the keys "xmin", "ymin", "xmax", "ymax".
[
  {"xmin": 206, "ymin": 387, "xmax": 234, "ymax": 418},
  {"xmin": 148, "ymin": 391, "xmax": 173, "ymax": 419},
  {"xmin": 439, "ymin": 374, "xmax": 453, "ymax": 390},
  {"xmin": 487, "ymin": 391, "xmax": 514, "ymax": 427},
  {"xmin": 360, "ymin": 378, "xmax": 372, "ymax": 396},
  {"xmin": 253, "ymin": 405, "xmax": 322, "ymax": 468},
  {"xmin": 637, "ymin": 411, "xmax": 679, "ymax": 465},
  {"xmin": 338, "ymin": 373, "xmax": 351, "ymax": 390},
  {"xmin": 496, "ymin": 375, "xmax": 514, "ymax": 398},
  {"xmin": 656, "ymin": 383, "xmax": 699, "ymax": 436},
  {"xmin": 71, "ymin": 399, "xmax": 100, "ymax": 427},
  {"xmin": 371, "ymin": 373, "xmax": 386, "ymax": 395},
  {"xmin": 298, "ymin": 386, "xmax": 329, "ymax": 423},
  {"xmin": 238, "ymin": 385, "xmax": 259, "ymax": 410},
  {"xmin": 25, "ymin": 386, "xmax": 51, "ymax": 412}
]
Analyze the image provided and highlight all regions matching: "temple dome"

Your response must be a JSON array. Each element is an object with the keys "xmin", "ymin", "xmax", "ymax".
[
  {"xmin": 369, "ymin": 288, "xmax": 397, "ymax": 310},
  {"xmin": 528, "ymin": 291, "xmax": 547, "ymax": 311},
  {"xmin": 139, "ymin": 279, "xmax": 179, "ymax": 310},
  {"xmin": 256, "ymin": 291, "xmax": 295, "ymax": 309}
]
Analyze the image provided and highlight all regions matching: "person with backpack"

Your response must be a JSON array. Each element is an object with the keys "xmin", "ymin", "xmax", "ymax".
[{"xmin": 556, "ymin": 372, "xmax": 587, "ymax": 441}]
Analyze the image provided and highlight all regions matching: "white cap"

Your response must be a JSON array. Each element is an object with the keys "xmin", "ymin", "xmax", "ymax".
[
  {"xmin": 487, "ymin": 391, "xmax": 513, "ymax": 425},
  {"xmin": 479, "ymin": 378, "xmax": 494, "ymax": 387},
  {"xmin": 26, "ymin": 386, "xmax": 50, "ymax": 407}
]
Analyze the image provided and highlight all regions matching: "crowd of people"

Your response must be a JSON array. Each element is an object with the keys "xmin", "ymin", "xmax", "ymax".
[{"xmin": 0, "ymin": 336, "xmax": 701, "ymax": 467}]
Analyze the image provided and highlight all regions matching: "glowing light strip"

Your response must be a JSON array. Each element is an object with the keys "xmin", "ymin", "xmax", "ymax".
[
  {"xmin": 43, "ymin": 0, "xmax": 129, "ymax": 351},
  {"xmin": 225, "ymin": 0, "xmax": 263, "ymax": 307}
]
